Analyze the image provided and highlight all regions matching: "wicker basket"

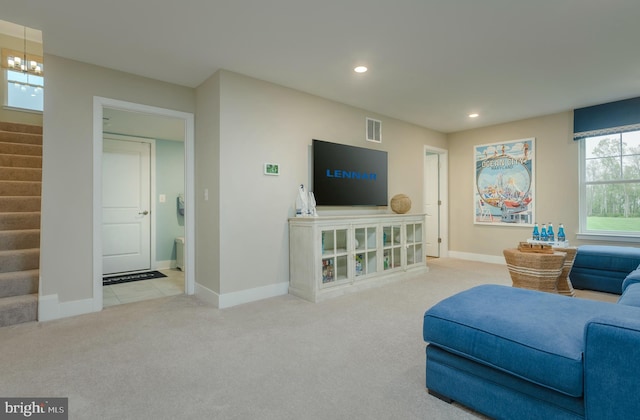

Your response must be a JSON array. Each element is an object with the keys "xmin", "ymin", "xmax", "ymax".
[
  {"xmin": 503, "ymin": 248, "xmax": 567, "ymax": 293},
  {"xmin": 554, "ymin": 247, "xmax": 577, "ymax": 297}
]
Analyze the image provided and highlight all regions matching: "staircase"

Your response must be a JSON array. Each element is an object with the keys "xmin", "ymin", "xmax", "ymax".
[{"xmin": 0, "ymin": 122, "xmax": 42, "ymax": 327}]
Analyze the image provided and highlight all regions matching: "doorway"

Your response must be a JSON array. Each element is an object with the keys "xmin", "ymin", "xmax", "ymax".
[
  {"xmin": 92, "ymin": 97, "xmax": 195, "ymax": 312},
  {"xmin": 423, "ymin": 147, "xmax": 448, "ymax": 258}
]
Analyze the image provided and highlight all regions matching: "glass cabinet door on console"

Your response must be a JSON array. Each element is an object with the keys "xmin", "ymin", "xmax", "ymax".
[
  {"xmin": 321, "ymin": 227, "xmax": 348, "ymax": 286},
  {"xmin": 382, "ymin": 224, "xmax": 402, "ymax": 271},
  {"xmin": 354, "ymin": 226, "xmax": 378, "ymax": 277},
  {"xmin": 405, "ymin": 222, "xmax": 424, "ymax": 267}
]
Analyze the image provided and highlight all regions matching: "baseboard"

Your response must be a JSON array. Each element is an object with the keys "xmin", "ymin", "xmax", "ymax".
[
  {"xmin": 219, "ymin": 281, "xmax": 289, "ymax": 309},
  {"xmin": 195, "ymin": 282, "xmax": 219, "ymax": 307},
  {"xmin": 38, "ymin": 294, "xmax": 60, "ymax": 322},
  {"xmin": 448, "ymin": 251, "xmax": 505, "ymax": 265},
  {"xmin": 38, "ymin": 294, "xmax": 95, "ymax": 322},
  {"xmin": 154, "ymin": 260, "xmax": 174, "ymax": 270}
]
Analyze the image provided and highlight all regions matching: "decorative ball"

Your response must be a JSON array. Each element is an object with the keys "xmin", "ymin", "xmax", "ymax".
[{"xmin": 390, "ymin": 194, "xmax": 411, "ymax": 214}]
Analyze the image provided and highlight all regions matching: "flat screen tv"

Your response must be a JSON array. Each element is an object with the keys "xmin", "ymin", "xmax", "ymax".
[{"xmin": 312, "ymin": 139, "xmax": 388, "ymax": 206}]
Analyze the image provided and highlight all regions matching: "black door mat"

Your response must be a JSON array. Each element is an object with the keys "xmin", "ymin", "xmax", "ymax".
[{"xmin": 103, "ymin": 270, "xmax": 167, "ymax": 286}]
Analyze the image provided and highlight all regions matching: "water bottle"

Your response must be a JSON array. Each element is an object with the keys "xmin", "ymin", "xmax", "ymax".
[
  {"xmin": 557, "ymin": 223, "xmax": 566, "ymax": 243},
  {"xmin": 540, "ymin": 224, "xmax": 548, "ymax": 242},
  {"xmin": 532, "ymin": 223, "xmax": 540, "ymax": 241},
  {"xmin": 547, "ymin": 223, "xmax": 554, "ymax": 242}
]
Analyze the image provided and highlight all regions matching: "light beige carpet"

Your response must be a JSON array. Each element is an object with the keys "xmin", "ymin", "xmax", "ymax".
[{"xmin": 0, "ymin": 258, "xmax": 617, "ymax": 419}]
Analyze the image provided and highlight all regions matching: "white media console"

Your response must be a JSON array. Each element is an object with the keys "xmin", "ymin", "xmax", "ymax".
[{"xmin": 289, "ymin": 213, "xmax": 428, "ymax": 302}]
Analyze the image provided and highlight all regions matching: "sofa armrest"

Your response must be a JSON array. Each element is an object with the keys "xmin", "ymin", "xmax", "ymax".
[
  {"xmin": 617, "ymin": 282, "xmax": 640, "ymax": 307},
  {"xmin": 584, "ymin": 315, "xmax": 640, "ymax": 419},
  {"xmin": 621, "ymin": 269, "xmax": 640, "ymax": 293}
]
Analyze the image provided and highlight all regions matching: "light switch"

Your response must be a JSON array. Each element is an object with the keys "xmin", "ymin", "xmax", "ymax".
[
  {"xmin": 204, "ymin": 188, "xmax": 209, "ymax": 201},
  {"xmin": 159, "ymin": 194, "xmax": 166, "ymax": 203}
]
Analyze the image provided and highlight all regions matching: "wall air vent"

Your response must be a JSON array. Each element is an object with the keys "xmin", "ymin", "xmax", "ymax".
[{"xmin": 366, "ymin": 117, "xmax": 382, "ymax": 143}]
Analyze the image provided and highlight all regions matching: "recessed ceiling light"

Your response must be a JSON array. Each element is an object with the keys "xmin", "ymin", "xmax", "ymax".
[
  {"xmin": 469, "ymin": 113, "xmax": 479, "ymax": 118},
  {"xmin": 354, "ymin": 66, "xmax": 368, "ymax": 73}
]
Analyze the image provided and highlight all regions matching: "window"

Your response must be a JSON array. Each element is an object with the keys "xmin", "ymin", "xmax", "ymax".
[
  {"xmin": 2, "ymin": 48, "xmax": 44, "ymax": 112},
  {"xmin": 6, "ymin": 69, "xmax": 43, "ymax": 111},
  {"xmin": 580, "ymin": 130, "xmax": 640, "ymax": 237}
]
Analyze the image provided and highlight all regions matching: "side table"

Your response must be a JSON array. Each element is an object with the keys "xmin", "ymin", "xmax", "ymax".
[
  {"xmin": 503, "ymin": 248, "xmax": 567, "ymax": 293},
  {"xmin": 554, "ymin": 247, "xmax": 577, "ymax": 297}
]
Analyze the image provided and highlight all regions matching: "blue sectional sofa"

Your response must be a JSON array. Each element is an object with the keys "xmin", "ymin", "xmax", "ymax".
[
  {"xmin": 569, "ymin": 245, "xmax": 640, "ymax": 294},
  {"xmin": 423, "ymin": 284, "xmax": 640, "ymax": 419}
]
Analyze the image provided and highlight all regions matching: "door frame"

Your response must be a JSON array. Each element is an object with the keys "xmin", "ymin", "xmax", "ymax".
[
  {"xmin": 92, "ymin": 97, "xmax": 196, "ymax": 312},
  {"xmin": 102, "ymin": 135, "xmax": 156, "ymax": 275},
  {"xmin": 423, "ymin": 145, "xmax": 449, "ymax": 258}
]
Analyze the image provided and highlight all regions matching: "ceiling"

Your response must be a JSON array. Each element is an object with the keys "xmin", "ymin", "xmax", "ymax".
[{"xmin": 3, "ymin": 1, "xmax": 640, "ymax": 133}]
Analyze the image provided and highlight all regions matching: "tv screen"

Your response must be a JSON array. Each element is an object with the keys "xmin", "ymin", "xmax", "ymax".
[{"xmin": 312, "ymin": 139, "xmax": 388, "ymax": 206}]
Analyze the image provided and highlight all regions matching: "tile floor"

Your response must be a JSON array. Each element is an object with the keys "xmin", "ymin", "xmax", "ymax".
[{"xmin": 103, "ymin": 268, "xmax": 185, "ymax": 307}]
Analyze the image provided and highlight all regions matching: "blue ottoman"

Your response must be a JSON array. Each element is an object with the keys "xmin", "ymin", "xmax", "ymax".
[{"xmin": 423, "ymin": 284, "xmax": 640, "ymax": 419}]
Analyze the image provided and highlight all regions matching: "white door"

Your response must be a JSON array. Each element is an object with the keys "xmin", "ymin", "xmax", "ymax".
[
  {"xmin": 102, "ymin": 138, "xmax": 151, "ymax": 275},
  {"xmin": 424, "ymin": 153, "xmax": 440, "ymax": 257}
]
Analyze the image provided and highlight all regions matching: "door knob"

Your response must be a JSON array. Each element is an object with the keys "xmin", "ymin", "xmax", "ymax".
[{"xmin": 139, "ymin": 210, "xmax": 149, "ymax": 215}]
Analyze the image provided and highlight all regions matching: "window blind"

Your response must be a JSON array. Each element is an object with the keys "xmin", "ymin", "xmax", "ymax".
[{"xmin": 573, "ymin": 96, "xmax": 640, "ymax": 140}]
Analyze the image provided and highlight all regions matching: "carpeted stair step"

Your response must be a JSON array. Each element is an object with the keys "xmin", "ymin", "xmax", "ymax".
[
  {"xmin": 0, "ymin": 230, "xmax": 40, "ymax": 251},
  {"xmin": 0, "ymin": 180, "xmax": 42, "ymax": 196},
  {"xmin": 0, "ymin": 212, "xmax": 41, "ymax": 230},
  {"xmin": 0, "ymin": 122, "xmax": 42, "ymax": 135},
  {"xmin": 0, "ymin": 121, "xmax": 42, "ymax": 328},
  {"xmin": 0, "ymin": 180, "xmax": 41, "ymax": 196},
  {"xmin": 0, "ymin": 248, "xmax": 40, "ymax": 273},
  {"xmin": 0, "ymin": 131, "xmax": 42, "ymax": 146},
  {"xmin": 0, "ymin": 293, "xmax": 37, "ymax": 327},
  {"xmin": 0, "ymin": 154, "xmax": 41, "ymax": 168},
  {"xmin": 0, "ymin": 197, "xmax": 41, "ymax": 212},
  {"xmin": 0, "ymin": 167, "xmax": 42, "ymax": 182},
  {"xmin": 0, "ymin": 141, "xmax": 42, "ymax": 156},
  {"xmin": 0, "ymin": 269, "xmax": 38, "ymax": 298}
]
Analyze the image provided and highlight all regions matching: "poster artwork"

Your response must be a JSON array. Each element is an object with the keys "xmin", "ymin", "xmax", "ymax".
[{"xmin": 474, "ymin": 138, "xmax": 535, "ymax": 226}]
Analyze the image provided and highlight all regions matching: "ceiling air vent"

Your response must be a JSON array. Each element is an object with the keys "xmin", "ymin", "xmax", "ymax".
[{"xmin": 366, "ymin": 117, "xmax": 381, "ymax": 143}]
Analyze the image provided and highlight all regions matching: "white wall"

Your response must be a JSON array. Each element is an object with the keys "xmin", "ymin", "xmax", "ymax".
[
  {"xmin": 38, "ymin": 53, "xmax": 638, "ymax": 316},
  {"xmin": 41, "ymin": 58, "xmax": 446, "ymax": 314},
  {"xmin": 194, "ymin": 72, "xmax": 221, "ymax": 295},
  {"xmin": 214, "ymin": 70, "xmax": 446, "ymax": 297},
  {"xmin": 41, "ymin": 55, "xmax": 195, "ymax": 312},
  {"xmin": 447, "ymin": 111, "xmax": 629, "ymax": 260}
]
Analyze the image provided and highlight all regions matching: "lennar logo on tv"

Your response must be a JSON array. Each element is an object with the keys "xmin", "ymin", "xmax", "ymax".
[
  {"xmin": 325, "ymin": 169, "xmax": 377, "ymax": 180},
  {"xmin": 2, "ymin": 398, "xmax": 67, "ymax": 419}
]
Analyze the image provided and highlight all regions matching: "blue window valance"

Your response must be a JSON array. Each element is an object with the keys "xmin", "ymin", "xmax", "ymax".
[{"xmin": 573, "ymin": 96, "xmax": 640, "ymax": 140}]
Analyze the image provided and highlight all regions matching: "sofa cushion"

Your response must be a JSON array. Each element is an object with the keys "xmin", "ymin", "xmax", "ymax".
[
  {"xmin": 622, "ymin": 269, "xmax": 640, "ymax": 293},
  {"xmin": 618, "ymin": 281, "xmax": 640, "ymax": 307},
  {"xmin": 573, "ymin": 245, "xmax": 640, "ymax": 273},
  {"xmin": 423, "ymin": 285, "xmax": 640, "ymax": 398}
]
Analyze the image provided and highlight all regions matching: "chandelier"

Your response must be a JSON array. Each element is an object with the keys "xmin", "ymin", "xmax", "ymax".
[
  {"xmin": 4, "ymin": 27, "xmax": 43, "ymax": 75},
  {"xmin": 1, "ymin": 25, "xmax": 44, "ymax": 102}
]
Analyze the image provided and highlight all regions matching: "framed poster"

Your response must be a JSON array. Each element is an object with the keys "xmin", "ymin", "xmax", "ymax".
[{"xmin": 474, "ymin": 138, "xmax": 535, "ymax": 226}]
